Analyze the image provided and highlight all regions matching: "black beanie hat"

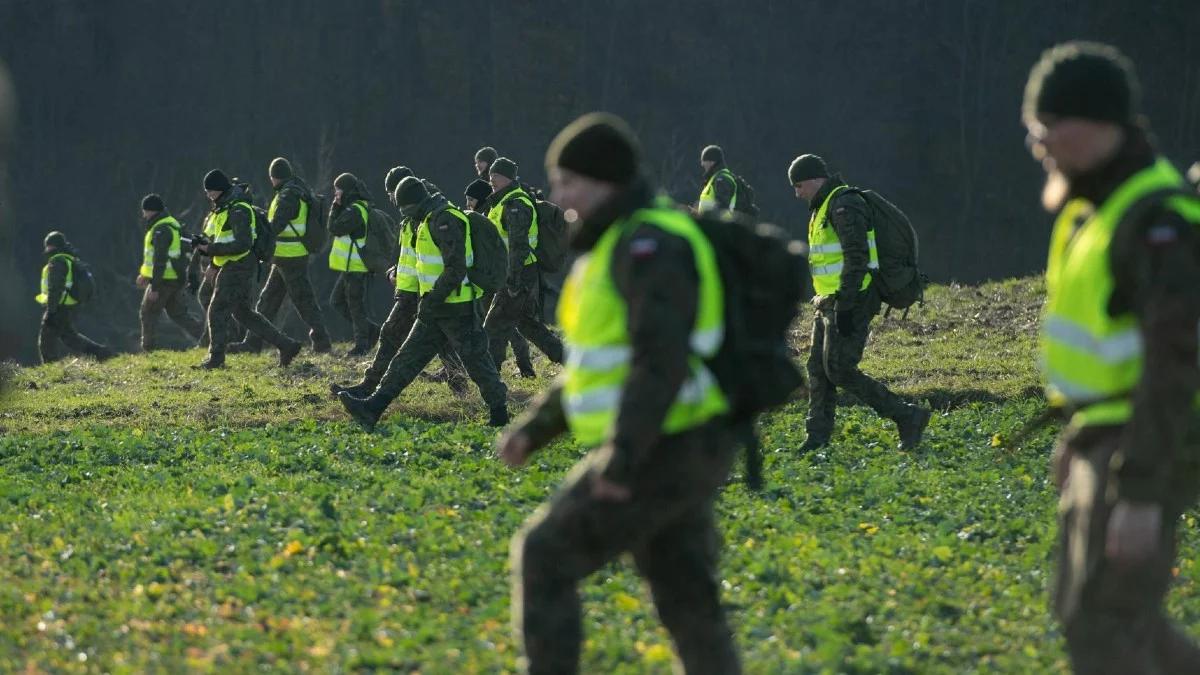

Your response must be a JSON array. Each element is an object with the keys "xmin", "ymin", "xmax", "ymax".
[
  {"xmin": 475, "ymin": 146, "xmax": 498, "ymax": 164},
  {"xmin": 269, "ymin": 157, "xmax": 293, "ymax": 180},
  {"xmin": 141, "ymin": 193, "xmax": 165, "ymax": 212},
  {"xmin": 701, "ymin": 145, "xmax": 724, "ymax": 163},
  {"xmin": 334, "ymin": 172, "xmax": 358, "ymax": 193},
  {"xmin": 464, "ymin": 179, "xmax": 493, "ymax": 203},
  {"xmin": 546, "ymin": 112, "xmax": 641, "ymax": 185},
  {"xmin": 43, "ymin": 230, "xmax": 68, "ymax": 253},
  {"xmin": 393, "ymin": 176, "xmax": 429, "ymax": 209},
  {"xmin": 203, "ymin": 169, "xmax": 232, "ymax": 192},
  {"xmin": 788, "ymin": 154, "xmax": 829, "ymax": 184},
  {"xmin": 1023, "ymin": 41, "xmax": 1139, "ymax": 125},
  {"xmin": 489, "ymin": 157, "xmax": 518, "ymax": 180},
  {"xmin": 385, "ymin": 166, "xmax": 414, "ymax": 195}
]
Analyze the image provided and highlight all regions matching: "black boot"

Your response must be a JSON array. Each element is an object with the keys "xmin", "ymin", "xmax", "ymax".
[
  {"xmin": 487, "ymin": 405, "xmax": 510, "ymax": 427},
  {"xmin": 330, "ymin": 379, "xmax": 378, "ymax": 399},
  {"xmin": 338, "ymin": 392, "xmax": 386, "ymax": 432},
  {"xmin": 278, "ymin": 340, "xmax": 303, "ymax": 367},
  {"xmin": 347, "ymin": 340, "xmax": 373, "ymax": 357},
  {"xmin": 896, "ymin": 405, "xmax": 932, "ymax": 451},
  {"xmin": 197, "ymin": 352, "xmax": 226, "ymax": 369},
  {"xmin": 310, "ymin": 329, "xmax": 333, "ymax": 354},
  {"xmin": 226, "ymin": 338, "xmax": 263, "ymax": 354},
  {"xmin": 797, "ymin": 435, "xmax": 829, "ymax": 455}
]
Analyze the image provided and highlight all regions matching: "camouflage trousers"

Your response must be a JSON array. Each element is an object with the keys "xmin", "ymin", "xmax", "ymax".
[
  {"xmin": 510, "ymin": 419, "xmax": 742, "ymax": 675},
  {"xmin": 139, "ymin": 280, "xmax": 203, "ymax": 351},
  {"xmin": 363, "ymin": 292, "xmax": 468, "ymax": 394},
  {"xmin": 481, "ymin": 290, "xmax": 534, "ymax": 375},
  {"xmin": 39, "ymin": 307, "xmax": 109, "ymax": 364},
  {"xmin": 806, "ymin": 286, "xmax": 910, "ymax": 441},
  {"xmin": 240, "ymin": 256, "xmax": 331, "ymax": 351},
  {"xmin": 485, "ymin": 264, "xmax": 564, "ymax": 366},
  {"xmin": 329, "ymin": 271, "xmax": 378, "ymax": 345},
  {"xmin": 373, "ymin": 302, "xmax": 506, "ymax": 410},
  {"xmin": 197, "ymin": 264, "xmax": 245, "ymax": 349},
  {"xmin": 206, "ymin": 257, "xmax": 294, "ymax": 356},
  {"xmin": 1054, "ymin": 426, "xmax": 1200, "ymax": 674}
]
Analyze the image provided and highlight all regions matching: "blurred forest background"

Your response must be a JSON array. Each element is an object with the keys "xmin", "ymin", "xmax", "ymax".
[{"xmin": 1, "ymin": 0, "xmax": 1198, "ymax": 363}]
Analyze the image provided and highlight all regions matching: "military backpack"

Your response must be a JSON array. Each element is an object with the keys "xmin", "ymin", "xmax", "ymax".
[
  {"xmin": 844, "ymin": 187, "xmax": 926, "ymax": 311},
  {"xmin": 533, "ymin": 199, "xmax": 569, "ymax": 272},
  {"xmin": 357, "ymin": 207, "xmax": 401, "ymax": 276},
  {"xmin": 464, "ymin": 210, "xmax": 508, "ymax": 293}
]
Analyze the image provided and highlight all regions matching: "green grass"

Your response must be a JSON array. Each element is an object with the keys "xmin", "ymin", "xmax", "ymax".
[{"xmin": 1, "ymin": 276, "xmax": 1198, "ymax": 673}]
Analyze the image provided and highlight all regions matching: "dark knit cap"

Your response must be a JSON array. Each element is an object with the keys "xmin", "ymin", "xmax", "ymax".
[
  {"xmin": 141, "ymin": 193, "xmax": 165, "ymax": 212},
  {"xmin": 489, "ymin": 157, "xmax": 518, "ymax": 180},
  {"xmin": 475, "ymin": 146, "xmax": 498, "ymax": 164},
  {"xmin": 464, "ymin": 179, "xmax": 493, "ymax": 203},
  {"xmin": 44, "ymin": 231, "xmax": 68, "ymax": 253},
  {"xmin": 393, "ymin": 176, "xmax": 428, "ymax": 209},
  {"xmin": 545, "ymin": 112, "xmax": 641, "ymax": 185},
  {"xmin": 788, "ymin": 154, "xmax": 829, "ymax": 184},
  {"xmin": 701, "ymin": 144, "xmax": 724, "ymax": 163},
  {"xmin": 334, "ymin": 172, "xmax": 358, "ymax": 192},
  {"xmin": 1023, "ymin": 41, "xmax": 1139, "ymax": 125},
  {"xmin": 203, "ymin": 169, "xmax": 232, "ymax": 192},
  {"xmin": 385, "ymin": 166, "xmax": 414, "ymax": 195},
  {"xmin": 269, "ymin": 157, "xmax": 293, "ymax": 180}
]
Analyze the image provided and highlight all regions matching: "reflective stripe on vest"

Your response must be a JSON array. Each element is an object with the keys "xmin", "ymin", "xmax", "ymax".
[
  {"xmin": 270, "ymin": 190, "xmax": 310, "ymax": 258},
  {"xmin": 204, "ymin": 201, "xmax": 256, "ymax": 267},
  {"xmin": 328, "ymin": 201, "xmax": 368, "ymax": 273},
  {"xmin": 1041, "ymin": 157, "xmax": 1200, "ymax": 427},
  {"xmin": 139, "ymin": 216, "xmax": 182, "ymax": 280},
  {"xmin": 697, "ymin": 168, "xmax": 737, "ymax": 212},
  {"xmin": 415, "ymin": 206, "xmax": 478, "ymax": 302},
  {"xmin": 558, "ymin": 203, "xmax": 728, "ymax": 447},
  {"xmin": 394, "ymin": 219, "xmax": 421, "ymax": 293},
  {"xmin": 36, "ymin": 253, "xmax": 77, "ymax": 306},
  {"xmin": 487, "ymin": 188, "xmax": 538, "ymax": 266},
  {"xmin": 807, "ymin": 185, "xmax": 879, "ymax": 296}
]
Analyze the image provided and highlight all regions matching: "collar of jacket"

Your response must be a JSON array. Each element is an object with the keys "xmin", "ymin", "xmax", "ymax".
[
  {"xmin": 492, "ymin": 182, "xmax": 521, "ymax": 202},
  {"xmin": 144, "ymin": 211, "xmax": 172, "ymax": 230},
  {"xmin": 570, "ymin": 179, "xmax": 655, "ymax": 252},
  {"xmin": 1066, "ymin": 124, "xmax": 1157, "ymax": 206},
  {"xmin": 808, "ymin": 174, "xmax": 847, "ymax": 210},
  {"xmin": 413, "ymin": 193, "xmax": 450, "ymax": 223}
]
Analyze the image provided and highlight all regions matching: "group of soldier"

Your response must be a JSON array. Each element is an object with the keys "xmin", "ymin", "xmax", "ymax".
[{"xmin": 30, "ymin": 40, "xmax": 1200, "ymax": 674}]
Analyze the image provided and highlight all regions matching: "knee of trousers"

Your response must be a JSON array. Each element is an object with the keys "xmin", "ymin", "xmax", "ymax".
[{"xmin": 510, "ymin": 516, "xmax": 570, "ymax": 584}]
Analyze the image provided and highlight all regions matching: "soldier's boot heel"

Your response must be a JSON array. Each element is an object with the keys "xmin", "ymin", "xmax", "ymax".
[
  {"xmin": 329, "ymin": 379, "xmax": 378, "ymax": 399},
  {"xmin": 278, "ymin": 340, "xmax": 303, "ymax": 367},
  {"xmin": 797, "ymin": 436, "xmax": 830, "ymax": 455},
  {"xmin": 339, "ymin": 392, "xmax": 386, "ymax": 432},
  {"xmin": 197, "ymin": 352, "xmax": 226, "ymax": 370},
  {"xmin": 487, "ymin": 405, "xmax": 510, "ymax": 427},
  {"xmin": 310, "ymin": 329, "xmax": 333, "ymax": 354},
  {"xmin": 897, "ymin": 405, "xmax": 932, "ymax": 451}
]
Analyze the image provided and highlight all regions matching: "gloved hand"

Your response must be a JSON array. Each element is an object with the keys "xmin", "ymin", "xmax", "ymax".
[{"xmin": 836, "ymin": 309, "xmax": 854, "ymax": 337}]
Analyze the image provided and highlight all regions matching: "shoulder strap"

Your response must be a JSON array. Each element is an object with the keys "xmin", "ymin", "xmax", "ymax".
[{"xmin": 1117, "ymin": 186, "xmax": 1199, "ymax": 233}]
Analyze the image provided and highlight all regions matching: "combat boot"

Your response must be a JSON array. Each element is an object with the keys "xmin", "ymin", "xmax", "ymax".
[
  {"xmin": 226, "ymin": 338, "xmax": 263, "ymax": 354},
  {"xmin": 897, "ymin": 405, "xmax": 932, "ymax": 451},
  {"xmin": 278, "ymin": 340, "xmax": 303, "ymax": 367},
  {"xmin": 197, "ymin": 352, "xmax": 226, "ymax": 369},
  {"xmin": 796, "ymin": 436, "xmax": 829, "ymax": 455},
  {"xmin": 329, "ymin": 379, "xmax": 378, "ymax": 399},
  {"xmin": 310, "ymin": 329, "xmax": 333, "ymax": 354},
  {"xmin": 347, "ymin": 340, "xmax": 373, "ymax": 357},
  {"xmin": 338, "ymin": 391, "xmax": 387, "ymax": 432},
  {"xmin": 487, "ymin": 405, "xmax": 510, "ymax": 427}
]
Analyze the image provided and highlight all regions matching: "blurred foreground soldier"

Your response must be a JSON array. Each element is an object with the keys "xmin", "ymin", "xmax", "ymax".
[
  {"xmin": 1025, "ymin": 42, "xmax": 1200, "ymax": 673},
  {"xmin": 329, "ymin": 169, "xmax": 470, "ymax": 399},
  {"xmin": 696, "ymin": 144, "xmax": 737, "ymax": 213},
  {"xmin": 136, "ymin": 194, "xmax": 202, "ymax": 350},
  {"xmin": 475, "ymin": 145, "xmax": 498, "ymax": 179},
  {"xmin": 484, "ymin": 157, "xmax": 565, "ymax": 368},
  {"xmin": 195, "ymin": 169, "xmax": 302, "ymax": 369},
  {"xmin": 337, "ymin": 177, "xmax": 508, "ymax": 430},
  {"xmin": 36, "ymin": 231, "xmax": 111, "ymax": 363},
  {"xmin": 328, "ymin": 172, "xmax": 380, "ymax": 355},
  {"xmin": 499, "ymin": 113, "xmax": 741, "ymax": 674},
  {"xmin": 229, "ymin": 157, "xmax": 331, "ymax": 354},
  {"xmin": 790, "ymin": 153, "xmax": 930, "ymax": 453},
  {"xmin": 466, "ymin": 178, "xmax": 535, "ymax": 377}
]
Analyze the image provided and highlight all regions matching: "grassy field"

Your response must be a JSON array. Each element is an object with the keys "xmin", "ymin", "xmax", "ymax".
[{"xmin": 2, "ymin": 276, "xmax": 1198, "ymax": 673}]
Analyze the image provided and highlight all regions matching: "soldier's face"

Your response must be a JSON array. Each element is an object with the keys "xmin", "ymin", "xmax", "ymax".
[
  {"xmin": 794, "ymin": 178, "xmax": 822, "ymax": 202},
  {"xmin": 475, "ymin": 159, "xmax": 489, "ymax": 175},
  {"xmin": 141, "ymin": 209, "xmax": 155, "ymax": 221},
  {"xmin": 465, "ymin": 196, "xmax": 478, "ymax": 212},
  {"xmin": 206, "ymin": 189, "xmax": 221, "ymax": 202},
  {"xmin": 334, "ymin": 187, "xmax": 344, "ymax": 204},
  {"xmin": 270, "ymin": 177, "xmax": 282, "ymax": 189},
  {"xmin": 1026, "ymin": 115, "xmax": 1123, "ymax": 176},
  {"xmin": 701, "ymin": 160, "xmax": 715, "ymax": 173},
  {"xmin": 490, "ymin": 174, "xmax": 511, "ymax": 192},
  {"xmin": 549, "ymin": 167, "xmax": 616, "ymax": 223}
]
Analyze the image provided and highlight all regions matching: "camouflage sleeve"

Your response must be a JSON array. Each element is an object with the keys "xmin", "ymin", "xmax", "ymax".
[
  {"xmin": 513, "ymin": 381, "xmax": 569, "ymax": 451},
  {"xmin": 714, "ymin": 173, "xmax": 737, "ymax": 210},
  {"xmin": 603, "ymin": 224, "xmax": 699, "ymax": 485},
  {"xmin": 830, "ymin": 191, "xmax": 872, "ymax": 310},
  {"xmin": 328, "ymin": 203, "xmax": 364, "ymax": 238},
  {"xmin": 1109, "ymin": 209, "xmax": 1200, "ymax": 502},
  {"xmin": 425, "ymin": 211, "xmax": 469, "ymax": 307},
  {"xmin": 44, "ymin": 258, "xmax": 69, "ymax": 311},
  {"xmin": 204, "ymin": 206, "xmax": 253, "ymax": 257},
  {"xmin": 503, "ymin": 198, "xmax": 534, "ymax": 288},
  {"xmin": 150, "ymin": 224, "xmax": 173, "ymax": 285},
  {"xmin": 270, "ymin": 188, "xmax": 302, "ymax": 236}
]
